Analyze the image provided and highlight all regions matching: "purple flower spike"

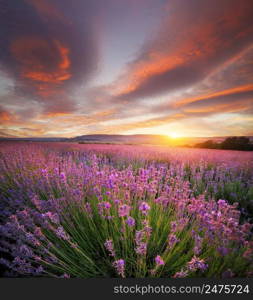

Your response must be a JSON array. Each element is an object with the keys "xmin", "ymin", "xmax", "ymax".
[
  {"xmin": 104, "ymin": 239, "xmax": 115, "ymax": 257},
  {"xmin": 187, "ymin": 256, "xmax": 208, "ymax": 272},
  {"xmin": 173, "ymin": 269, "xmax": 189, "ymax": 278},
  {"xmin": 126, "ymin": 216, "xmax": 135, "ymax": 227},
  {"xmin": 155, "ymin": 255, "xmax": 165, "ymax": 266},
  {"xmin": 103, "ymin": 202, "xmax": 111, "ymax": 209},
  {"xmin": 55, "ymin": 226, "xmax": 70, "ymax": 241},
  {"xmin": 113, "ymin": 259, "xmax": 125, "ymax": 278},
  {"xmin": 168, "ymin": 234, "xmax": 180, "ymax": 249},
  {"xmin": 60, "ymin": 273, "xmax": 70, "ymax": 278},
  {"xmin": 135, "ymin": 242, "xmax": 147, "ymax": 255},
  {"xmin": 118, "ymin": 204, "xmax": 131, "ymax": 217},
  {"xmin": 222, "ymin": 269, "xmax": 234, "ymax": 278},
  {"xmin": 139, "ymin": 202, "xmax": 150, "ymax": 215}
]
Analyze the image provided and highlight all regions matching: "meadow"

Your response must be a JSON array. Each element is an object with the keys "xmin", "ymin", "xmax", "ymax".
[{"xmin": 0, "ymin": 142, "xmax": 253, "ymax": 278}]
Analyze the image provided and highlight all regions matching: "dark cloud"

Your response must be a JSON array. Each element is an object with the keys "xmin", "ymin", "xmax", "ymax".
[
  {"xmin": 0, "ymin": 0, "xmax": 99, "ymax": 113},
  {"xmin": 113, "ymin": 0, "xmax": 253, "ymax": 102}
]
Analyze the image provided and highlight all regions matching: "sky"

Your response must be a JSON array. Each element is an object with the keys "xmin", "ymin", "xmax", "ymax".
[{"xmin": 0, "ymin": 0, "xmax": 253, "ymax": 138}]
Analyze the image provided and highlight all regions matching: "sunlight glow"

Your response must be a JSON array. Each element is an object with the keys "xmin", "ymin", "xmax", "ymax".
[{"xmin": 168, "ymin": 132, "xmax": 182, "ymax": 139}]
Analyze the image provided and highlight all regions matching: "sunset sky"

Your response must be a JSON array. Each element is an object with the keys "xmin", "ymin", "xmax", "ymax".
[{"xmin": 0, "ymin": 0, "xmax": 253, "ymax": 138}]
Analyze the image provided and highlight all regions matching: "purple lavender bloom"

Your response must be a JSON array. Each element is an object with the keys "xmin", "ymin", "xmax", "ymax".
[
  {"xmin": 138, "ymin": 202, "xmax": 150, "ymax": 215},
  {"xmin": 135, "ymin": 242, "xmax": 147, "ymax": 255},
  {"xmin": 60, "ymin": 273, "xmax": 70, "ymax": 278},
  {"xmin": 113, "ymin": 259, "xmax": 125, "ymax": 278},
  {"xmin": 217, "ymin": 246, "xmax": 229, "ymax": 256},
  {"xmin": 222, "ymin": 269, "xmax": 234, "ymax": 278},
  {"xmin": 34, "ymin": 227, "xmax": 45, "ymax": 240},
  {"xmin": 155, "ymin": 255, "xmax": 165, "ymax": 266},
  {"xmin": 26, "ymin": 232, "xmax": 41, "ymax": 246},
  {"xmin": 104, "ymin": 239, "xmax": 115, "ymax": 257},
  {"xmin": 84, "ymin": 203, "xmax": 92, "ymax": 216},
  {"xmin": 103, "ymin": 202, "xmax": 111, "ymax": 209},
  {"xmin": 35, "ymin": 266, "xmax": 44, "ymax": 274},
  {"xmin": 126, "ymin": 216, "xmax": 135, "ymax": 227},
  {"xmin": 193, "ymin": 235, "xmax": 203, "ymax": 255},
  {"xmin": 118, "ymin": 204, "xmax": 131, "ymax": 217},
  {"xmin": 168, "ymin": 234, "xmax": 180, "ymax": 249},
  {"xmin": 170, "ymin": 221, "xmax": 178, "ymax": 232},
  {"xmin": 98, "ymin": 201, "xmax": 112, "ymax": 216},
  {"xmin": 217, "ymin": 199, "xmax": 227, "ymax": 208},
  {"xmin": 135, "ymin": 230, "xmax": 145, "ymax": 244},
  {"xmin": 43, "ymin": 212, "xmax": 59, "ymax": 224},
  {"xmin": 173, "ymin": 269, "xmax": 189, "ymax": 278},
  {"xmin": 55, "ymin": 226, "xmax": 70, "ymax": 241},
  {"xmin": 19, "ymin": 245, "xmax": 34, "ymax": 258},
  {"xmin": 144, "ymin": 225, "xmax": 152, "ymax": 238},
  {"xmin": 60, "ymin": 172, "xmax": 66, "ymax": 181},
  {"xmin": 187, "ymin": 256, "xmax": 208, "ymax": 272}
]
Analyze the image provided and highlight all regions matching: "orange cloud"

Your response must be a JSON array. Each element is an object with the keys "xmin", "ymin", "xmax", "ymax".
[
  {"xmin": 174, "ymin": 84, "xmax": 253, "ymax": 108},
  {"xmin": 0, "ymin": 111, "xmax": 12, "ymax": 122},
  {"xmin": 183, "ymin": 99, "xmax": 252, "ymax": 114},
  {"xmin": 43, "ymin": 112, "xmax": 72, "ymax": 118},
  {"xmin": 99, "ymin": 113, "xmax": 185, "ymax": 134},
  {"xmin": 10, "ymin": 37, "xmax": 71, "ymax": 87},
  {"xmin": 111, "ymin": 0, "xmax": 253, "ymax": 101},
  {"xmin": 0, "ymin": 109, "xmax": 18, "ymax": 125}
]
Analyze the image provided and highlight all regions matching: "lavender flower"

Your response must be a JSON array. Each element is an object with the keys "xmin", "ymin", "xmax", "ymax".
[
  {"xmin": 135, "ymin": 242, "xmax": 147, "ymax": 255},
  {"xmin": 104, "ymin": 239, "xmax": 115, "ymax": 257},
  {"xmin": 126, "ymin": 216, "xmax": 135, "ymax": 227},
  {"xmin": 84, "ymin": 203, "xmax": 92, "ymax": 216},
  {"xmin": 173, "ymin": 269, "xmax": 189, "ymax": 278},
  {"xmin": 155, "ymin": 255, "xmax": 165, "ymax": 266},
  {"xmin": 222, "ymin": 269, "xmax": 234, "ymax": 278},
  {"xmin": 60, "ymin": 273, "xmax": 70, "ymax": 278},
  {"xmin": 217, "ymin": 246, "xmax": 229, "ymax": 256},
  {"xmin": 135, "ymin": 230, "xmax": 145, "ymax": 244},
  {"xmin": 144, "ymin": 225, "xmax": 152, "ymax": 238},
  {"xmin": 103, "ymin": 202, "xmax": 111, "ymax": 209},
  {"xmin": 113, "ymin": 259, "xmax": 125, "ymax": 278},
  {"xmin": 55, "ymin": 226, "xmax": 70, "ymax": 241},
  {"xmin": 168, "ymin": 234, "xmax": 180, "ymax": 249},
  {"xmin": 118, "ymin": 204, "xmax": 131, "ymax": 217},
  {"xmin": 43, "ymin": 212, "xmax": 59, "ymax": 224},
  {"xmin": 35, "ymin": 266, "xmax": 44, "ymax": 274},
  {"xmin": 170, "ymin": 221, "xmax": 178, "ymax": 232},
  {"xmin": 138, "ymin": 202, "xmax": 150, "ymax": 215},
  {"xmin": 187, "ymin": 256, "xmax": 208, "ymax": 272},
  {"xmin": 193, "ymin": 234, "xmax": 203, "ymax": 255},
  {"xmin": 98, "ymin": 201, "xmax": 112, "ymax": 217},
  {"xmin": 60, "ymin": 172, "xmax": 66, "ymax": 182}
]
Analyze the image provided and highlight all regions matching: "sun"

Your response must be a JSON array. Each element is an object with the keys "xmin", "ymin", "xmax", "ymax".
[{"xmin": 168, "ymin": 132, "xmax": 181, "ymax": 139}]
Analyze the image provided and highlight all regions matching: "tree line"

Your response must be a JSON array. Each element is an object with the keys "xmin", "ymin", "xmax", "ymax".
[{"xmin": 194, "ymin": 136, "xmax": 253, "ymax": 151}]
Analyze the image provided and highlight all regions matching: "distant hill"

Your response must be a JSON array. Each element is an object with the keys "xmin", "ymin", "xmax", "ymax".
[
  {"xmin": 1, "ymin": 134, "xmax": 253, "ymax": 146},
  {"xmin": 0, "ymin": 137, "xmax": 68, "ymax": 142},
  {"xmin": 69, "ymin": 134, "xmax": 170, "ymax": 144}
]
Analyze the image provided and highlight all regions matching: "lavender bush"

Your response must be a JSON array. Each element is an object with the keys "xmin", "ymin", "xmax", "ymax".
[{"xmin": 0, "ymin": 142, "xmax": 253, "ymax": 278}]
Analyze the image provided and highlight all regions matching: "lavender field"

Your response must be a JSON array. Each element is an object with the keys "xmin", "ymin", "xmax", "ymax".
[{"xmin": 0, "ymin": 142, "xmax": 253, "ymax": 278}]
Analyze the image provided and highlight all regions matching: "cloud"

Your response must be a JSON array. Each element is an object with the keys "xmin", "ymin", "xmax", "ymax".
[
  {"xmin": 0, "ymin": 0, "xmax": 99, "ymax": 113},
  {"xmin": 111, "ymin": 0, "xmax": 253, "ymax": 102},
  {"xmin": 1, "ymin": 0, "xmax": 252, "ymax": 137},
  {"xmin": 0, "ymin": 107, "xmax": 13, "ymax": 124},
  {"xmin": 173, "ymin": 84, "xmax": 253, "ymax": 108}
]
